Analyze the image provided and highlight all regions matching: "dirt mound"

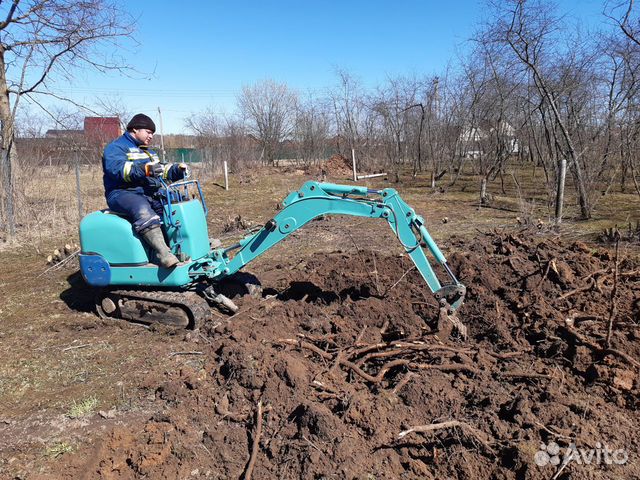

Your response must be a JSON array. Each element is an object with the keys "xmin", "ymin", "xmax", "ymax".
[
  {"xmin": 52, "ymin": 231, "xmax": 639, "ymax": 479},
  {"xmin": 322, "ymin": 154, "xmax": 353, "ymax": 177}
]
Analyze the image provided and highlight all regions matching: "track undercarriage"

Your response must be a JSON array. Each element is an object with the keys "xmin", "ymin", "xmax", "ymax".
[
  {"xmin": 96, "ymin": 289, "xmax": 211, "ymax": 328},
  {"xmin": 94, "ymin": 273, "xmax": 262, "ymax": 328}
]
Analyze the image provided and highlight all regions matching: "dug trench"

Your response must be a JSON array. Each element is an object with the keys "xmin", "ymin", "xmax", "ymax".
[{"xmin": 17, "ymin": 231, "xmax": 640, "ymax": 479}]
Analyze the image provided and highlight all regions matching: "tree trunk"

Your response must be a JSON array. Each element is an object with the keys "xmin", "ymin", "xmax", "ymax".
[
  {"xmin": 0, "ymin": 49, "xmax": 16, "ymax": 239},
  {"xmin": 480, "ymin": 177, "xmax": 488, "ymax": 205},
  {"xmin": 569, "ymin": 156, "xmax": 591, "ymax": 219},
  {"xmin": 449, "ymin": 156, "xmax": 467, "ymax": 187},
  {"xmin": 534, "ymin": 77, "xmax": 591, "ymax": 218},
  {"xmin": 506, "ymin": 23, "xmax": 592, "ymax": 219}
]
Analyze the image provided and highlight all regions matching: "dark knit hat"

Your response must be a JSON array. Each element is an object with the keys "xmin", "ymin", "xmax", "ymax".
[{"xmin": 126, "ymin": 113, "xmax": 156, "ymax": 133}]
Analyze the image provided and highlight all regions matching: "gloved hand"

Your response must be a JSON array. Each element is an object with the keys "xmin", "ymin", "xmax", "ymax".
[
  {"xmin": 144, "ymin": 176, "xmax": 163, "ymax": 192},
  {"xmin": 178, "ymin": 163, "xmax": 190, "ymax": 179},
  {"xmin": 145, "ymin": 161, "xmax": 164, "ymax": 178}
]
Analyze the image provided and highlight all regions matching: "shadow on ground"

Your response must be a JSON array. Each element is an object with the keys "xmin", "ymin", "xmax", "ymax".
[{"xmin": 60, "ymin": 271, "xmax": 95, "ymax": 314}]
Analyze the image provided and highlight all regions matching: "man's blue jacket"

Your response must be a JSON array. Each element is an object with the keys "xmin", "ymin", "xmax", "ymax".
[{"xmin": 102, "ymin": 131, "xmax": 184, "ymax": 201}]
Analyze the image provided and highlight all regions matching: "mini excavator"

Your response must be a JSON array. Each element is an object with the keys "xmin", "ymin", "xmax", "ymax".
[{"xmin": 79, "ymin": 179, "xmax": 466, "ymax": 328}]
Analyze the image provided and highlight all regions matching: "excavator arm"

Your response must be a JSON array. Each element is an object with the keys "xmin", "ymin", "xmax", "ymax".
[{"xmin": 204, "ymin": 181, "xmax": 465, "ymax": 313}]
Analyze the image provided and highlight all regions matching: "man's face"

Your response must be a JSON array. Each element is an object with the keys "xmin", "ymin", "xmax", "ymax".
[{"xmin": 131, "ymin": 128, "xmax": 154, "ymax": 146}]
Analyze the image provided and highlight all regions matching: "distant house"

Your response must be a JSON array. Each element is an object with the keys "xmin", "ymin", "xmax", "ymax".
[
  {"xmin": 84, "ymin": 117, "xmax": 122, "ymax": 145},
  {"xmin": 43, "ymin": 117, "xmax": 122, "ymax": 145},
  {"xmin": 458, "ymin": 121, "xmax": 519, "ymax": 158},
  {"xmin": 45, "ymin": 129, "xmax": 84, "ymax": 139},
  {"xmin": 24, "ymin": 117, "xmax": 122, "ymax": 166},
  {"xmin": 458, "ymin": 125, "xmax": 485, "ymax": 159}
]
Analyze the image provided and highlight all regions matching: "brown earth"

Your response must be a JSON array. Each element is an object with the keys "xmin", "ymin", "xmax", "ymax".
[
  {"xmin": 322, "ymin": 154, "xmax": 353, "ymax": 177},
  {"xmin": 3, "ymin": 228, "xmax": 638, "ymax": 479}
]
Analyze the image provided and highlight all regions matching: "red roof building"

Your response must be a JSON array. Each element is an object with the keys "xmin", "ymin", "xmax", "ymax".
[{"xmin": 84, "ymin": 117, "xmax": 122, "ymax": 145}]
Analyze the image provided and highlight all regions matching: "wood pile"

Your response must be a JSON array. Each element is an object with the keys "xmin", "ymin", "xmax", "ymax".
[{"xmin": 46, "ymin": 243, "xmax": 79, "ymax": 265}]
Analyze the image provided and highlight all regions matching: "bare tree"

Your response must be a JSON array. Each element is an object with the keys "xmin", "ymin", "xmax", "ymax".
[
  {"xmin": 0, "ymin": 0, "xmax": 135, "ymax": 239},
  {"xmin": 420, "ymin": 76, "xmax": 448, "ymax": 185},
  {"xmin": 14, "ymin": 105, "xmax": 47, "ymax": 138},
  {"xmin": 237, "ymin": 79, "xmax": 297, "ymax": 165},
  {"xmin": 186, "ymin": 109, "xmax": 256, "ymax": 173},
  {"xmin": 371, "ymin": 75, "xmax": 422, "ymax": 180},
  {"xmin": 606, "ymin": 0, "xmax": 640, "ymax": 46},
  {"xmin": 436, "ymin": 72, "xmax": 472, "ymax": 187},
  {"xmin": 482, "ymin": 0, "xmax": 593, "ymax": 219},
  {"xmin": 329, "ymin": 69, "xmax": 368, "ymax": 161},
  {"xmin": 94, "ymin": 95, "xmax": 132, "ymax": 133},
  {"xmin": 294, "ymin": 92, "xmax": 331, "ymax": 167},
  {"xmin": 595, "ymin": 14, "xmax": 640, "ymax": 196},
  {"xmin": 186, "ymin": 107, "xmax": 221, "ymax": 133}
]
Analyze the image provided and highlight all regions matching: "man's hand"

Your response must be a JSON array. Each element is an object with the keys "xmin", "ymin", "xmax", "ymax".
[
  {"xmin": 178, "ymin": 163, "xmax": 190, "ymax": 179},
  {"xmin": 145, "ymin": 161, "xmax": 164, "ymax": 177}
]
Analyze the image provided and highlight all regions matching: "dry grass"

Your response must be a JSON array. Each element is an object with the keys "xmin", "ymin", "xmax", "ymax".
[
  {"xmin": 2, "ymin": 165, "xmax": 106, "ymax": 249},
  {"xmin": 2, "ymin": 160, "xmax": 639, "ymax": 251},
  {"xmin": 44, "ymin": 442, "xmax": 74, "ymax": 458},
  {"xmin": 67, "ymin": 396, "xmax": 99, "ymax": 419}
]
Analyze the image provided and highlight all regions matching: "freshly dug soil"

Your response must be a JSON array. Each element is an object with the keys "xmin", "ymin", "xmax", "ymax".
[
  {"xmin": 35, "ymin": 231, "xmax": 640, "ymax": 479},
  {"xmin": 322, "ymin": 154, "xmax": 353, "ymax": 177}
]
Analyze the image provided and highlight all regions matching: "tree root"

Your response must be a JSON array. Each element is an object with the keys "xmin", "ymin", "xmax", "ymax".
[
  {"xmin": 560, "ymin": 326, "xmax": 640, "ymax": 369},
  {"xmin": 392, "ymin": 372, "xmax": 415, "ymax": 394},
  {"xmin": 277, "ymin": 338, "xmax": 479, "ymax": 384},
  {"xmin": 409, "ymin": 363, "xmax": 480, "ymax": 375},
  {"xmin": 242, "ymin": 400, "xmax": 264, "ymax": 480},
  {"xmin": 398, "ymin": 420, "xmax": 494, "ymax": 454},
  {"xmin": 215, "ymin": 393, "xmax": 250, "ymax": 422},
  {"xmin": 556, "ymin": 268, "xmax": 609, "ymax": 301},
  {"xmin": 496, "ymin": 371, "xmax": 552, "ymax": 380},
  {"xmin": 557, "ymin": 278, "xmax": 596, "ymax": 301}
]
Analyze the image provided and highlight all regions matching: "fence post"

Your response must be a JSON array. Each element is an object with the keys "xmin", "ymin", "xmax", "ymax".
[
  {"xmin": 555, "ymin": 158, "xmax": 567, "ymax": 225},
  {"xmin": 224, "ymin": 161, "xmax": 229, "ymax": 190},
  {"xmin": 75, "ymin": 150, "xmax": 83, "ymax": 220},
  {"xmin": 351, "ymin": 148, "xmax": 357, "ymax": 181}
]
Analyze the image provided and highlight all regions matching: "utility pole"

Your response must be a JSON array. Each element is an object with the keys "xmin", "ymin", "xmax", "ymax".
[
  {"xmin": 432, "ymin": 77, "xmax": 440, "ymax": 121},
  {"xmin": 157, "ymin": 107, "xmax": 166, "ymax": 162}
]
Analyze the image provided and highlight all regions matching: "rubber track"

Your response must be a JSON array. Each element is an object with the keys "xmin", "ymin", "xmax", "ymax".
[{"xmin": 107, "ymin": 289, "xmax": 211, "ymax": 329}]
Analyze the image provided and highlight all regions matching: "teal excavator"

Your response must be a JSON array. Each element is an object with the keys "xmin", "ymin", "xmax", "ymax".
[{"xmin": 79, "ymin": 179, "xmax": 466, "ymax": 328}]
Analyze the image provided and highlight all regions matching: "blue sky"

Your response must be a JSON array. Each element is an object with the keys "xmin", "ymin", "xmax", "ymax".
[{"xmin": 46, "ymin": 0, "xmax": 606, "ymax": 134}]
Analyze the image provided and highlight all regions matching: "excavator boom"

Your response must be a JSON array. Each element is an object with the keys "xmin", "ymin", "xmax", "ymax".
[{"xmin": 203, "ymin": 181, "xmax": 465, "ymax": 312}]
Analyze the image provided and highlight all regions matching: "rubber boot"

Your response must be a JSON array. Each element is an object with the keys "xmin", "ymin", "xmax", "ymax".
[{"xmin": 141, "ymin": 226, "xmax": 179, "ymax": 268}]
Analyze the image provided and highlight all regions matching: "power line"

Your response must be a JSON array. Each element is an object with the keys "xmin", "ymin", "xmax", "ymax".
[{"xmin": 53, "ymin": 88, "xmax": 240, "ymax": 99}]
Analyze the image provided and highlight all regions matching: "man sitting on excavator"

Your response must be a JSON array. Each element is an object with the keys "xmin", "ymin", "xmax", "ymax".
[{"xmin": 102, "ymin": 113, "xmax": 189, "ymax": 268}]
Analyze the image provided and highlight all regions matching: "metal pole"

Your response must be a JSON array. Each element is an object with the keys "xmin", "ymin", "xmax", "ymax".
[
  {"xmin": 75, "ymin": 151, "xmax": 83, "ymax": 220},
  {"xmin": 555, "ymin": 158, "xmax": 567, "ymax": 225},
  {"xmin": 357, "ymin": 173, "xmax": 387, "ymax": 180},
  {"xmin": 224, "ymin": 160, "xmax": 229, "ymax": 190},
  {"xmin": 351, "ymin": 148, "xmax": 357, "ymax": 181},
  {"xmin": 157, "ymin": 107, "xmax": 166, "ymax": 162}
]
